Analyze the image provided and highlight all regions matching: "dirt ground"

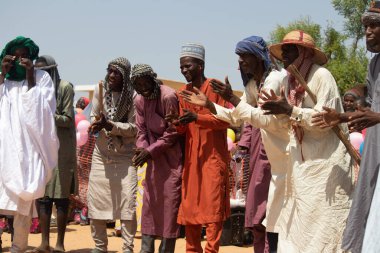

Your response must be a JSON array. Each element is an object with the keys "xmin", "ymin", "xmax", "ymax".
[{"xmin": 0, "ymin": 224, "xmax": 253, "ymax": 253}]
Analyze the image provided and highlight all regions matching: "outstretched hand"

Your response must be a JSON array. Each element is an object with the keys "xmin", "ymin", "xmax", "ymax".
[
  {"xmin": 260, "ymin": 88, "xmax": 293, "ymax": 115},
  {"xmin": 348, "ymin": 108, "xmax": 380, "ymax": 132},
  {"xmin": 180, "ymin": 87, "xmax": 209, "ymax": 107},
  {"xmin": 311, "ymin": 106, "xmax": 341, "ymax": 129},
  {"xmin": 210, "ymin": 76, "xmax": 234, "ymax": 101}
]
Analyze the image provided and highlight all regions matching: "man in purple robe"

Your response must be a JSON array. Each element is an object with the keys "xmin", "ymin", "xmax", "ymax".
[{"xmin": 131, "ymin": 64, "xmax": 183, "ymax": 253}]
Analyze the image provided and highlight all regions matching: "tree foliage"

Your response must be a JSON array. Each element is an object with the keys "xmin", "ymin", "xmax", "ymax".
[
  {"xmin": 269, "ymin": 15, "xmax": 368, "ymax": 94},
  {"xmin": 331, "ymin": 0, "xmax": 368, "ymax": 51},
  {"xmin": 269, "ymin": 17, "xmax": 322, "ymax": 47}
]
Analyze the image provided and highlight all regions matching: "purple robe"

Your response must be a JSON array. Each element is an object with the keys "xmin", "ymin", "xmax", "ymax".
[
  {"xmin": 135, "ymin": 85, "xmax": 183, "ymax": 238},
  {"xmin": 238, "ymin": 123, "xmax": 271, "ymax": 227}
]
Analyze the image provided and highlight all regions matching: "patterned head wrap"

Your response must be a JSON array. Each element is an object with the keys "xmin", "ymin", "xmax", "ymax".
[
  {"xmin": 104, "ymin": 57, "xmax": 133, "ymax": 123},
  {"xmin": 180, "ymin": 43, "xmax": 205, "ymax": 62},
  {"xmin": 131, "ymin": 64, "xmax": 161, "ymax": 100},
  {"xmin": 35, "ymin": 55, "xmax": 60, "ymax": 97},
  {"xmin": 362, "ymin": 1, "xmax": 380, "ymax": 25},
  {"xmin": 235, "ymin": 36, "xmax": 272, "ymax": 86},
  {"xmin": 0, "ymin": 36, "xmax": 39, "ymax": 81}
]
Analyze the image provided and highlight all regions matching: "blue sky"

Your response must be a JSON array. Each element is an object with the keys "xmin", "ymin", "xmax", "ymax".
[{"xmin": 1, "ymin": 0, "xmax": 349, "ymax": 92}]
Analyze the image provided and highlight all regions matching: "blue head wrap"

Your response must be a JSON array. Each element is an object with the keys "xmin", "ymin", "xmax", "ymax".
[{"xmin": 235, "ymin": 36, "xmax": 271, "ymax": 86}]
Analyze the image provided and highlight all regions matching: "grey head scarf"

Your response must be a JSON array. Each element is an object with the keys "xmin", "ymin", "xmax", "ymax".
[
  {"xmin": 35, "ymin": 55, "xmax": 60, "ymax": 98},
  {"xmin": 131, "ymin": 63, "xmax": 161, "ymax": 100},
  {"xmin": 104, "ymin": 57, "xmax": 134, "ymax": 123}
]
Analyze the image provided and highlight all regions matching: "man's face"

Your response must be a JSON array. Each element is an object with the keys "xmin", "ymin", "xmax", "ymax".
[
  {"xmin": 133, "ymin": 76, "xmax": 155, "ymax": 98},
  {"xmin": 281, "ymin": 44, "xmax": 299, "ymax": 68},
  {"xmin": 365, "ymin": 22, "xmax": 380, "ymax": 53},
  {"xmin": 343, "ymin": 94, "xmax": 356, "ymax": 112},
  {"xmin": 238, "ymin": 53, "xmax": 261, "ymax": 75},
  {"xmin": 180, "ymin": 57, "xmax": 203, "ymax": 83},
  {"xmin": 13, "ymin": 47, "xmax": 29, "ymax": 60},
  {"xmin": 106, "ymin": 65, "xmax": 123, "ymax": 91}
]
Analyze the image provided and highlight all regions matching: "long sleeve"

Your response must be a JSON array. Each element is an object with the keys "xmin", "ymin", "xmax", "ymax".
[
  {"xmin": 214, "ymin": 103, "xmax": 244, "ymax": 126},
  {"xmin": 135, "ymin": 98, "xmax": 150, "ymax": 149},
  {"xmin": 55, "ymin": 81, "xmax": 75, "ymax": 128},
  {"xmin": 175, "ymin": 92, "xmax": 189, "ymax": 134},
  {"xmin": 238, "ymin": 123, "xmax": 252, "ymax": 149},
  {"xmin": 90, "ymin": 82, "xmax": 102, "ymax": 122},
  {"xmin": 214, "ymin": 70, "xmax": 286, "ymax": 127},
  {"xmin": 145, "ymin": 94, "xmax": 181, "ymax": 159},
  {"xmin": 366, "ymin": 54, "xmax": 380, "ymax": 107},
  {"xmin": 232, "ymin": 101, "xmax": 289, "ymax": 132},
  {"xmin": 110, "ymin": 108, "xmax": 137, "ymax": 138},
  {"xmin": 196, "ymin": 113, "xmax": 230, "ymax": 130},
  {"xmin": 0, "ymin": 83, "xmax": 4, "ymax": 100},
  {"xmin": 20, "ymin": 70, "xmax": 59, "ymax": 172},
  {"xmin": 289, "ymin": 66, "xmax": 346, "ymax": 133},
  {"xmin": 91, "ymin": 83, "xmax": 137, "ymax": 137}
]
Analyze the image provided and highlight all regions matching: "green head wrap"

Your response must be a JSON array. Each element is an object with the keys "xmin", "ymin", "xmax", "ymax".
[{"xmin": 0, "ymin": 36, "xmax": 39, "ymax": 81}]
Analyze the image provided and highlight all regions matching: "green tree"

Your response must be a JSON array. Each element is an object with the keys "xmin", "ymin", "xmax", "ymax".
[{"xmin": 331, "ymin": 0, "xmax": 368, "ymax": 51}]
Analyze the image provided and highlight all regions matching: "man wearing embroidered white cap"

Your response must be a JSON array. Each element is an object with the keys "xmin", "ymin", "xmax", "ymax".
[{"xmin": 166, "ymin": 43, "xmax": 230, "ymax": 253}]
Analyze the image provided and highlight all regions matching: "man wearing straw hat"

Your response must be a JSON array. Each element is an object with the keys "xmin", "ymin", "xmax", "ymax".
[
  {"xmin": 312, "ymin": 1, "xmax": 380, "ymax": 252},
  {"xmin": 180, "ymin": 31, "xmax": 354, "ymax": 252},
  {"xmin": 262, "ymin": 30, "xmax": 353, "ymax": 252}
]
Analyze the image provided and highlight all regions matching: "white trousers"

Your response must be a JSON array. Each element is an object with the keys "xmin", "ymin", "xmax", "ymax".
[{"xmin": 11, "ymin": 212, "xmax": 31, "ymax": 253}]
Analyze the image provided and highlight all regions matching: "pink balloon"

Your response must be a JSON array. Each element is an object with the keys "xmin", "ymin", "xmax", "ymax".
[
  {"xmin": 75, "ymin": 113, "xmax": 87, "ymax": 127},
  {"xmin": 76, "ymin": 132, "xmax": 88, "ymax": 147},
  {"xmin": 350, "ymin": 132, "xmax": 364, "ymax": 150},
  {"xmin": 77, "ymin": 120, "xmax": 91, "ymax": 133},
  {"xmin": 227, "ymin": 137, "xmax": 234, "ymax": 151}
]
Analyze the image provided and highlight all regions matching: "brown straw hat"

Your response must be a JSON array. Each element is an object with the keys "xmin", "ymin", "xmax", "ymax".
[{"xmin": 269, "ymin": 30, "xmax": 328, "ymax": 65}]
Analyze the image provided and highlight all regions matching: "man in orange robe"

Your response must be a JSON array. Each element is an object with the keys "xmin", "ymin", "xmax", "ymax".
[{"xmin": 167, "ymin": 43, "xmax": 230, "ymax": 253}]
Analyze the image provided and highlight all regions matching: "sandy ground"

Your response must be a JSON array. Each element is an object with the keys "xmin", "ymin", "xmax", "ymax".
[{"xmin": 0, "ymin": 224, "xmax": 253, "ymax": 253}]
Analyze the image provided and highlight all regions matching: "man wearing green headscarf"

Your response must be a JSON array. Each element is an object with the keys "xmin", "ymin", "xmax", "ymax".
[{"xmin": 0, "ymin": 36, "xmax": 59, "ymax": 253}]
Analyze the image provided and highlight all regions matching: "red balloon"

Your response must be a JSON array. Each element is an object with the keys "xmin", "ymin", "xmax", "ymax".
[{"xmin": 75, "ymin": 113, "xmax": 87, "ymax": 127}]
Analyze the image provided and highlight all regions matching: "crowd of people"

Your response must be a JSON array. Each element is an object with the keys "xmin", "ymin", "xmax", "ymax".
[{"xmin": 1, "ymin": 2, "xmax": 380, "ymax": 253}]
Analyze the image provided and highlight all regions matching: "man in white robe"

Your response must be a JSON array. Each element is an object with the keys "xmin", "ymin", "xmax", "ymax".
[{"xmin": 0, "ymin": 36, "xmax": 59, "ymax": 253}]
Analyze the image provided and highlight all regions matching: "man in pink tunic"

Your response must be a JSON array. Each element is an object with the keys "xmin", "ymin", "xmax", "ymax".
[{"xmin": 131, "ymin": 64, "xmax": 183, "ymax": 253}]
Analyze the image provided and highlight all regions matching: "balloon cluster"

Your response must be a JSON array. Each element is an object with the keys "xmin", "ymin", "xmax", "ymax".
[
  {"xmin": 75, "ymin": 112, "xmax": 90, "ymax": 147},
  {"xmin": 227, "ymin": 128, "xmax": 236, "ymax": 152},
  {"xmin": 349, "ymin": 132, "xmax": 365, "ymax": 155}
]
